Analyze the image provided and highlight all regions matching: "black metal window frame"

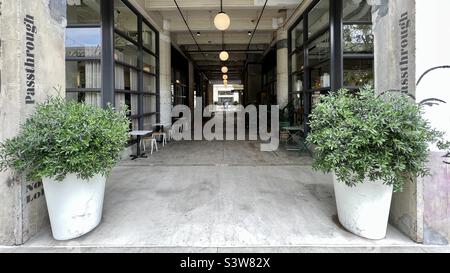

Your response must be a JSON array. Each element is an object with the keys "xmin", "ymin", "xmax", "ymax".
[
  {"xmin": 288, "ymin": 0, "xmax": 373, "ymax": 133},
  {"xmin": 111, "ymin": 0, "xmax": 160, "ymax": 130},
  {"xmin": 66, "ymin": 0, "xmax": 161, "ymax": 131},
  {"xmin": 65, "ymin": 18, "xmax": 102, "ymax": 96}
]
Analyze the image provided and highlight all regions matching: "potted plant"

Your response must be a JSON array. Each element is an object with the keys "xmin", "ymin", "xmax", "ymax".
[
  {"xmin": 306, "ymin": 86, "xmax": 450, "ymax": 240},
  {"xmin": 0, "ymin": 97, "xmax": 129, "ymax": 240}
]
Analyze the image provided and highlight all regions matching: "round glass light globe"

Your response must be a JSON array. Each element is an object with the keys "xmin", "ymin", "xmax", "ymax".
[
  {"xmin": 219, "ymin": 51, "xmax": 229, "ymax": 61},
  {"xmin": 221, "ymin": 66, "xmax": 228, "ymax": 73},
  {"xmin": 214, "ymin": 12, "xmax": 231, "ymax": 31},
  {"xmin": 223, "ymin": 75, "xmax": 228, "ymax": 80}
]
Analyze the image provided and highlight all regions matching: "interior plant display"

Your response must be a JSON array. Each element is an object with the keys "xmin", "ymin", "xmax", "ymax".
[
  {"xmin": 0, "ymin": 95, "xmax": 130, "ymax": 240},
  {"xmin": 306, "ymin": 86, "xmax": 450, "ymax": 239}
]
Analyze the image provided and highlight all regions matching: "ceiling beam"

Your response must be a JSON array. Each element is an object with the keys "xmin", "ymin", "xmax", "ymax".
[{"xmin": 145, "ymin": 0, "xmax": 300, "ymax": 11}]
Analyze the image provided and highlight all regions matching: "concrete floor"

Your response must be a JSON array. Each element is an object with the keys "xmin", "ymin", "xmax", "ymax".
[{"xmin": 3, "ymin": 140, "xmax": 449, "ymax": 253}]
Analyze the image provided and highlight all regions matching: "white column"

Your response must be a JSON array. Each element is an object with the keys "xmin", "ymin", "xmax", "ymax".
[
  {"xmin": 276, "ymin": 28, "xmax": 289, "ymax": 108},
  {"xmin": 159, "ymin": 20, "xmax": 172, "ymax": 127}
]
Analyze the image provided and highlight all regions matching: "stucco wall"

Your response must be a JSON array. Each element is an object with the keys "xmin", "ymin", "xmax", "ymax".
[
  {"xmin": 373, "ymin": 0, "xmax": 423, "ymax": 242},
  {"xmin": 415, "ymin": 0, "xmax": 450, "ymax": 245},
  {"xmin": 374, "ymin": 0, "xmax": 450, "ymax": 244},
  {"xmin": 0, "ymin": 0, "xmax": 66, "ymax": 245}
]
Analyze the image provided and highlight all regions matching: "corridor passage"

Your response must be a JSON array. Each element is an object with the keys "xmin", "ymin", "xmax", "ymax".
[{"xmin": 14, "ymin": 140, "xmax": 420, "ymax": 252}]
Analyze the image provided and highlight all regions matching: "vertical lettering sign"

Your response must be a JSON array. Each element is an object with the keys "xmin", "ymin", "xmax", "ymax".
[
  {"xmin": 399, "ymin": 12, "xmax": 410, "ymax": 94},
  {"xmin": 24, "ymin": 15, "xmax": 37, "ymax": 104}
]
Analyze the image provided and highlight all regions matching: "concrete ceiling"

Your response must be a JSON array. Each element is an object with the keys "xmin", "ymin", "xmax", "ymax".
[{"xmin": 144, "ymin": 0, "xmax": 303, "ymax": 81}]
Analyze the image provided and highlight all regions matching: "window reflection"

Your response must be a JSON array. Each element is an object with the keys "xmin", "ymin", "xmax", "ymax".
[
  {"xmin": 67, "ymin": 0, "xmax": 101, "ymax": 24},
  {"xmin": 343, "ymin": 25, "xmax": 374, "ymax": 53},
  {"xmin": 343, "ymin": 0, "xmax": 373, "ymax": 22},
  {"xmin": 114, "ymin": 0, "xmax": 138, "ymax": 41},
  {"xmin": 343, "ymin": 59, "xmax": 374, "ymax": 87},
  {"xmin": 66, "ymin": 28, "xmax": 101, "ymax": 58},
  {"xmin": 308, "ymin": 0, "xmax": 329, "ymax": 39}
]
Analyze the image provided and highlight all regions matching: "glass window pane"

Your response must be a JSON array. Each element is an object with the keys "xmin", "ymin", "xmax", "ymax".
[
  {"xmin": 67, "ymin": 0, "xmax": 101, "ymax": 24},
  {"xmin": 310, "ymin": 61, "xmax": 330, "ymax": 89},
  {"xmin": 291, "ymin": 52, "xmax": 304, "ymax": 73},
  {"xmin": 308, "ymin": 31, "xmax": 330, "ymax": 66},
  {"xmin": 343, "ymin": 59, "xmax": 374, "ymax": 87},
  {"xmin": 143, "ymin": 23, "xmax": 156, "ymax": 52},
  {"xmin": 343, "ymin": 0, "xmax": 373, "ymax": 22},
  {"xmin": 114, "ymin": 34, "xmax": 139, "ymax": 67},
  {"xmin": 115, "ymin": 65, "xmax": 139, "ymax": 91},
  {"xmin": 292, "ymin": 73, "xmax": 304, "ymax": 92},
  {"xmin": 143, "ymin": 116, "xmax": 155, "ymax": 131},
  {"xmin": 143, "ymin": 95, "xmax": 156, "ymax": 114},
  {"xmin": 130, "ymin": 94, "xmax": 138, "ymax": 116},
  {"xmin": 291, "ymin": 20, "xmax": 304, "ymax": 49},
  {"xmin": 343, "ymin": 24, "xmax": 374, "ymax": 53},
  {"xmin": 143, "ymin": 74, "xmax": 156, "ymax": 93},
  {"xmin": 308, "ymin": 0, "xmax": 329, "ymax": 39},
  {"xmin": 66, "ymin": 91, "xmax": 101, "ymax": 107},
  {"xmin": 66, "ymin": 28, "xmax": 101, "ymax": 58},
  {"xmin": 143, "ymin": 52, "xmax": 156, "ymax": 74},
  {"xmin": 66, "ymin": 60, "xmax": 101, "ymax": 89},
  {"xmin": 114, "ymin": 0, "xmax": 138, "ymax": 41}
]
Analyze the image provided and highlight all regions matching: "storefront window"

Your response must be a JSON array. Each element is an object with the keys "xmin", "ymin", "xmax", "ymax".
[
  {"xmin": 308, "ymin": 0, "xmax": 329, "ymax": 39},
  {"xmin": 67, "ymin": 0, "xmax": 101, "ymax": 24},
  {"xmin": 66, "ymin": 1, "xmax": 102, "ymax": 106},
  {"xmin": 291, "ymin": 20, "xmax": 304, "ymax": 50},
  {"xmin": 113, "ymin": 0, "xmax": 159, "ymax": 132},
  {"xmin": 343, "ymin": 59, "xmax": 374, "ymax": 87},
  {"xmin": 343, "ymin": 24, "xmax": 373, "ymax": 53},
  {"xmin": 343, "ymin": 0, "xmax": 372, "ymax": 22},
  {"xmin": 307, "ymin": 31, "xmax": 330, "ymax": 66},
  {"xmin": 143, "ymin": 23, "xmax": 156, "ymax": 53},
  {"xmin": 66, "ymin": 28, "xmax": 102, "ymax": 58},
  {"xmin": 114, "ymin": 0, "xmax": 138, "ymax": 41}
]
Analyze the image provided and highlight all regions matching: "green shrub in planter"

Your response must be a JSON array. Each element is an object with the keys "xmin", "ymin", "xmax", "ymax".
[
  {"xmin": 0, "ymin": 97, "xmax": 130, "ymax": 181},
  {"xmin": 306, "ymin": 86, "xmax": 450, "ymax": 192}
]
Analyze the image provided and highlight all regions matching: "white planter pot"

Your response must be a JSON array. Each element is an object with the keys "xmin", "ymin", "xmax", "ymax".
[
  {"xmin": 42, "ymin": 173, "xmax": 106, "ymax": 240},
  {"xmin": 333, "ymin": 173, "xmax": 393, "ymax": 240}
]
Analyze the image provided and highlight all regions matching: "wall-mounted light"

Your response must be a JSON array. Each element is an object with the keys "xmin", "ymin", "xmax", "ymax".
[
  {"xmin": 219, "ymin": 51, "xmax": 229, "ymax": 61},
  {"xmin": 221, "ymin": 66, "xmax": 228, "ymax": 73},
  {"xmin": 214, "ymin": 0, "xmax": 230, "ymax": 31}
]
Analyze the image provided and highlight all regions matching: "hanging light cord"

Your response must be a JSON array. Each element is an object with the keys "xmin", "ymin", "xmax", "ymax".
[
  {"xmin": 220, "ymin": 0, "xmax": 223, "ymax": 13},
  {"xmin": 173, "ymin": 0, "xmax": 206, "ymax": 58},
  {"xmin": 246, "ymin": 0, "xmax": 268, "ymax": 51}
]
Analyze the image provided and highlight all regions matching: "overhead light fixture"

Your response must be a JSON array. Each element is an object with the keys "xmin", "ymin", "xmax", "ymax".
[
  {"xmin": 214, "ymin": 0, "xmax": 230, "ymax": 31},
  {"xmin": 223, "ymin": 74, "xmax": 228, "ymax": 80},
  {"xmin": 221, "ymin": 66, "xmax": 228, "ymax": 73},
  {"xmin": 223, "ymin": 79, "xmax": 228, "ymax": 85},
  {"xmin": 219, "ymin": 51, "xmax": 229, "ymax": 61},
  {"xmin": 196, "ymin": 32, "xmax": 201, "ymax": 36},
  {"xmin": 248, "ymin": 31, "xmax": 252, "ymax": 36}
]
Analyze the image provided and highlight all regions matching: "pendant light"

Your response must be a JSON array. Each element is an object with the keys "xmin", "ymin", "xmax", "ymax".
[
  {"xmin": 219, "ymin": 51, "xmax": 229, "ymax": 61},
  {"xmin": 214, "ymin": 0, "xmax": 230, "ymax": 31},
  {"xmin": 221, "ymin": 66, "xmax": 228, "ymax": 73},
  {"xmin": 223, "ymin": 74, "xmax": 228, "ymax": 80}
]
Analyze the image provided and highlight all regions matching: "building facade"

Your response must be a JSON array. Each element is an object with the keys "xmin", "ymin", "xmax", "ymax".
[{"xmin": 0, "ymin": 0, "xmax": 449, "ymax": 246}]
